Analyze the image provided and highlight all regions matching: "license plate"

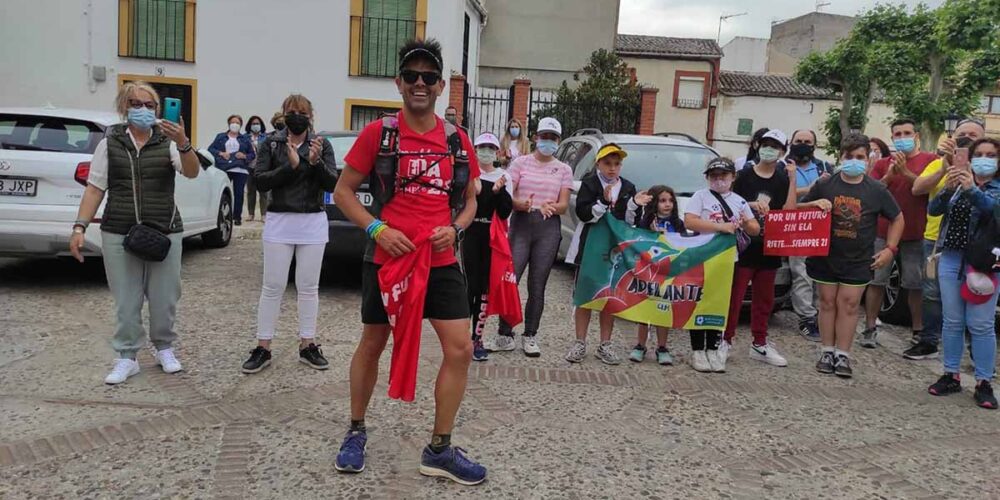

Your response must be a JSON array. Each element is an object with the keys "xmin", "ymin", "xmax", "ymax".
[
  {"xmin": 325, "ymin": 192, "xmax": 373, "ymax": 207},
  {"xmin": 0, "ymin": 176, "xmax": 37, "ymax": 197}
]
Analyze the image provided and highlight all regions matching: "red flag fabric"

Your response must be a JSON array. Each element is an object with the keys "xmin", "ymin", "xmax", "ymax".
[
  {"xmin": 486, "ymin": 213, "xmax": 523, "ymax": 327},
  {"xmin": 378, "ymin": 232, "xmax": 433, "ymax": 402}
]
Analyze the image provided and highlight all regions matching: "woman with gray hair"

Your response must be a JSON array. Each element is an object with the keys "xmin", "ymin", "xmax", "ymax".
[{"xmin": 69, "ymin": 81, "xmax": 201, "ymax": 385}]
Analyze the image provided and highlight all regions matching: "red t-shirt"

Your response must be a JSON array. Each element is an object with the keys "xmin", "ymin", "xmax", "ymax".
[
  {"xmin": 344, "ymin": 114, "xmax": 480, "ymax": 267},
  {"xmin": 871, "ymin": 152, "xmax": 937, "ymax": 241}
]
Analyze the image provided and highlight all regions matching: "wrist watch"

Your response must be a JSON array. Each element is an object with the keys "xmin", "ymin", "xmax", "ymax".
[
  {"xmin": 450, "ymin": 223, "xmax": 465, "ymax": 243},
  {"xmin": 72, "ymin": 224, "xmax": 86, "ymax": 234}
]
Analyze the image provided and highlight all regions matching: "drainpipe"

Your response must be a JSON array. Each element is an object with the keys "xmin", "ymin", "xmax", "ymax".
[{"xmin": 84, "ymin": 0, "xmax": 97, "ymax": 93}]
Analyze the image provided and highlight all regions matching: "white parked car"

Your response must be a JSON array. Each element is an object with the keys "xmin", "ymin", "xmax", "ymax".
[{"xmin": 0, "ymin": 107, "xmax": 234, "ymax": 258}]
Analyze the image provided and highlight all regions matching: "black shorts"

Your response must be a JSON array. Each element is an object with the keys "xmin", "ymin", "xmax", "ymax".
[
  {"xmin": 806, "ymin": 257, "xmax": 871, "ymax": 287},
  {"xmin": 361, "ymin": 262, "xmax": 470, "ymax": 324}
]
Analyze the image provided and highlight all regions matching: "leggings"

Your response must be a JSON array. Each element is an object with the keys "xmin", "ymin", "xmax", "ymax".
[
  {"xmin": 499, "ymin": 211, "xmax": 562, "ymax": 337},
  {"xmin": 256, "ymin": 242, "xmax": 325, "ymax": 340},
  {"xmin": 690, "ymin": 330, "xmax": 721, "ymax": 351}
]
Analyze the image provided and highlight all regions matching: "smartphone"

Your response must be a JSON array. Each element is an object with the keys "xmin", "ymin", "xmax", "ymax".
[
  {"xmin": 954, "ymin": 147, "xmax": 970, "ymax": 168},
  {"xmin": 163, "ymin": 98, "xmax": 181, "ymax": 124}
]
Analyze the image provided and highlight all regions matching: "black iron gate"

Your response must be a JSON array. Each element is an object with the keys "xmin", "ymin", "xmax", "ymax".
[
  {"xmin": 528, "ymin": 89, "xmax": 640, "ymax": 136},
  {"xmin": 464, "ymin": 86, "xmax": 514, "ymax": 139}
]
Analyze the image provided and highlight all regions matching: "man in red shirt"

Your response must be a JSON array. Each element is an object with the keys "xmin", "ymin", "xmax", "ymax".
[
  {"xmin": 861, "ymin": 118, "xmax": 938, "ymax": 348},
  {"xmin": 332, "ymin": 39, "xmax": 485, "ymax": 485}
]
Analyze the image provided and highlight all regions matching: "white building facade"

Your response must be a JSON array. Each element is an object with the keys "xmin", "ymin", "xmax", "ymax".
[
  {"xmin": 720, "ymin": 37, "xmax": 768, "ymax": 73},
  {"xmin": 0, "ymin": 0, "xmax": 485, "ymax": 148}
]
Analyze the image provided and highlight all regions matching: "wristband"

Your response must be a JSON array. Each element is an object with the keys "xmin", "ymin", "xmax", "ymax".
[
  {"xmin": 372, "ymin": 224, "xmax": 388, "ymax": 241},
  {"xmin": 178, "ymin": 142, "xmax": 193, "ymax": 154},
  {"xmin": 886, "ymin": 244, "xmax": 899, "ymax": 255},
  {"xmin": 365, "ymin": 219, "xmax": 383, "ymax": 237}
]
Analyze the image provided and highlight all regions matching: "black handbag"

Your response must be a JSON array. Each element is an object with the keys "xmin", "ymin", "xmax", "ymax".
[{"xmin": 122, "ymin": 150, "xmax": 173, "ymax": 262}]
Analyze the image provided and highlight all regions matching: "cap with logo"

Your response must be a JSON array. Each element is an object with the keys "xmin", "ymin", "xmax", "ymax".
[
  {"xmin": 704, "ymin": 157, "xmax": 736, "ymax": 174},
  {"xmin": 961, "ymin": 268, "xmax": 998, "ymax": 305},
  {"xmin": 398, "ymin": 48, "xmax": 443, "ymax": 73},
  {"xmin": 596, "ymin": 143, "xmax": 628, "ymax": 161},
  {"xmin": 760, "ymin": 129, "xmax": 788, "ymax": 148},
  {"xmin": 536, "ymin": 117, "xmax": 562, "ymax": 137},
  {"xmin": 474, "ymin": 132, "xmax": 501, "ymax": 149}
]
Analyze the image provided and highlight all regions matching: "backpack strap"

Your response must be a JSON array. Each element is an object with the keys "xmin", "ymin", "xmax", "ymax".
[{"xmin": 708, "ymin": 190, "xmax": 736, "ymax": 221}]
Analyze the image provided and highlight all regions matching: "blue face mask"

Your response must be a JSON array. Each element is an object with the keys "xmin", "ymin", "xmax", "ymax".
[
  {"xmin": 839, "ymin": 159, "xmax": 867, "ymax": 177},
  {"xmin": 536, "ymin": 139, "xmax": 558, "ymax": 156},
  {"xmin": 972, "ymin": 157, "xmax": 999, "ymax": 177},
  {"xmin": 510, "ymin": 127, "xmax": 521, "ymax": 139},
  {"xmin": 127, "ymin": 107, "xmax": 157, "ymax": 130},
  {"xmin": 893, "ymin": 137, "xmax": 916, "ymax": 153}
]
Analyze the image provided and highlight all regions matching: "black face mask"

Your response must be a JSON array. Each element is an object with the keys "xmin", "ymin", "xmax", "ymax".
[
  {"xmin": 790, "ymin": 143, "xmax": 815, "ymax": 160},
  {"xmin": 284, "ymin": 113, "xmax": 309, "ymax": 135},
  {"xmin": 274, "ymin": 123, "xmax": 286, "ymax": 131}
]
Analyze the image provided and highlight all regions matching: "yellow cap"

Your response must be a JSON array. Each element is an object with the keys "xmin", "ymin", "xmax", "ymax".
[{"xmin": 596, "ymin": 143, "xmax": 628, "ymax": 161}]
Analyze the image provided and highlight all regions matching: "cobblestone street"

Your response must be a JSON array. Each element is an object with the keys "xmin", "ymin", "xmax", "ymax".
[{"xmin": 1, "ymin": 227, "xmax": 997, "ymax": 499}]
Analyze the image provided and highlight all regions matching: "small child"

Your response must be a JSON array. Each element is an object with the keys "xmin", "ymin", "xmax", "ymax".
[
  {"xmin": 683, "ymin": 157, "xmax": 761, "ymax": 373},
  {"xmin": 564, "ymin": 143, "xmax": 640, "ymax": 365},
  {"xmin": 629, "ymin": 185, "xmax": 684, "ymax": 365}
]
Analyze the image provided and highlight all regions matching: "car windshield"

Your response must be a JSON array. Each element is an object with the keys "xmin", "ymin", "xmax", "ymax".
[
  {"xmin": 619, "ymin": 143, "xmax": 717, "ymax": 196},
  {"xmin": 326, "ymin": 135, "xmax": 358, "ymax": 168},
  {"xmin": 0, "ymin": 114, "xmax": 104, "ymax": 154}
]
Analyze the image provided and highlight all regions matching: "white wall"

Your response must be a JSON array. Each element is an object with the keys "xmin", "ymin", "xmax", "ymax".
[
  {"xmin": 712, "ymin": 93, "xmax": 896, "ymax": 162},
  {"xmin": 0, "ymin": 0, "xmax": 479, "ymax": 148},
  {"xmin": 720, "ymin": 37, "xmax": 768, "ymax": 73}
]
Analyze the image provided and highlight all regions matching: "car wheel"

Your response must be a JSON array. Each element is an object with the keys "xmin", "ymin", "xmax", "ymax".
[
  {"xmin": 877, "ymin": 257, "xmax": 911, "ymax": 326},
  {"xmin": 202, "ymin": 192, "xmax": 233, "ymax": 248}
]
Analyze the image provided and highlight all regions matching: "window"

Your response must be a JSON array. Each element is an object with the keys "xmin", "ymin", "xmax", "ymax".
[
  {"xmin": 673, "ymin": 71, "xmax": 710, "ymax": 110},
  {"xmin": 737, "ymin": 118, "xmax": 754, "ymax": 136},
  {"xmin": 349, "ymin": 0, "xmax": 428, "ymax": 77},
  {"xmin": 462, "ymin": 13, "xmax": 471, "ymax": 76},
  {"xmin": 349, "ymin": 104, "xmax": 401, "ymax": 131},
  {"xmin": 0, "ymin": 114, "xmax": 104, "ymax": 154},
  {"xmin": 118, "ymin": 0, "xmax": 195, "ymax": 62},
  {"xmin": 986, "ymin": 95, "xmax": 1000, "ymax": 115}
]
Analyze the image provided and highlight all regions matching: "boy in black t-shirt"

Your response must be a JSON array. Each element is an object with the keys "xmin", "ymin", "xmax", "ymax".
[
  {"xmin": 723, "ymin": 129, "xmax": 799, "ymax": 368},
  {"xmin": 798, "ymin": 134, "xmax": 903, "ymax": 379}
]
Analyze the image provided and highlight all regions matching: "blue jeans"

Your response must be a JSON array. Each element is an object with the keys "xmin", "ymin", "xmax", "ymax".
[
  {"xmin": 939, "ymin": 250, "xmax": 999, "ymax": 381},
  {"xmin": 228, "ymin": 172, "xmax": 248, "ymax": 222},
  {"xmin": 921, "ymin": 239, "xmax": 942, "ymax": 344}
]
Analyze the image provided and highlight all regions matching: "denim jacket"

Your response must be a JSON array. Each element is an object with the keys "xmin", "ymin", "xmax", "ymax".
[
  {"xmin": 208, "ymin": 132, "xmax": 256, "ymax": 172},
  {"xmin": 929, "ymin": 178, "xmax": 1000, "ymax": 242}
]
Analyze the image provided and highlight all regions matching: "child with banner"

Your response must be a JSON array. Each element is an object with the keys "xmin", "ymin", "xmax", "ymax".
[
  {"xmin": 798, "ymin": 133, "xmax": 903, "ymax": 378},
  {"xmin": 683, "ymin": 157, "xmax": 760, "ymax": 373},
  {"xmin": 463, "ymin": 133, "xmax": 515, "ymax": 362},
  {"xmin": 564, "ymin": 143, "xmax": 641, "ymax": 365},
  {"xmin": 629, "ymin": 185, "xmax": 685, "ymax": 365}
]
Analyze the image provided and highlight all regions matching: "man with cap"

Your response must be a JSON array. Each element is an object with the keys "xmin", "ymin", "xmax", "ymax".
[
  {"xmin": 683, "ymin": 157, "xmax": 761, "ymax": 373},
  {"xmin": 721, "ymin": 130, "xmax": 799, "ymax": 368},
  {"xmin": 464, "ymin": 132, "xmax": 514, "ymax": 362},
  {"xmin": 488, "ymin": 116, "xmax": 573, "ymax": 357},
  {"xmin": 333, "ymin": 38, "xmax": 487, "ymax": 484},
  {"xmin": 564, "ymin": 143, "xmax": 641, "ymax": 365}
]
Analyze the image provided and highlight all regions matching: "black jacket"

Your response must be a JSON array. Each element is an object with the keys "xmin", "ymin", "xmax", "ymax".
[
  {"xmin": 253, "ymin": 129, "xmax": 338, "ymax": 213},
  {"xmin": 571, "ymin": 174, "xmax": 639, "ymax": 265}
]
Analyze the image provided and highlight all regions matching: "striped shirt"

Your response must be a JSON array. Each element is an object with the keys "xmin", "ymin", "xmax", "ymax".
[{"xmin": 508, "ymin": 154, "xmax": 573, "ymax": 205}]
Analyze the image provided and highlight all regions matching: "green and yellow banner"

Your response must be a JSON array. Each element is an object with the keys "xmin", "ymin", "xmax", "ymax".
[{"xmin": 573, "ymin": 216, "xmax": 737, "ymax": 329}]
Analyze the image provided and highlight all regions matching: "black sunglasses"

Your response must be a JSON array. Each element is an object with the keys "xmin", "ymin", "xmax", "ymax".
[{"xmin": 400, "ymin": 70, "xmax": 441, "ymax": 86}]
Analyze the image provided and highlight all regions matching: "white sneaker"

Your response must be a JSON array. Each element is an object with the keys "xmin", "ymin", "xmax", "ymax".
[
  {"xmin": 521, "ymin": 336, "xmax": 541, "ymax": 358},
  {"xmin": 155, "ymin": 348, "xmax": 183, "ymax": 373},
  {"xmin": 707, "ymin": 349, "xmax": 726, "ymax": 373},
  {"xmin": 564, "ymin": 340, "xmax": 587, "ymax": 363},
  {"xmin": 488, "ymin": 335, "xmax": 516, "ymax": 352},
  {"xmin": 105, "ymin": 358, "xmax": 140, "ymax": 385},
  {"xmin": 691, "ymin": 350, "xmax": 713, "ymax": 372},
  {"xmin": 717, "ymin": 340, "xmax": 732, "ymax": 363},
  {"xmin": 749, "ymin": 342, "xmax": 788, "ymax": 367}
]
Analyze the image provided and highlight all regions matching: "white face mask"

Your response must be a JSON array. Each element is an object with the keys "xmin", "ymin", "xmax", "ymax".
[
  {"xmin": 476, "ymin": 148, "xmax": 497, "ymax": 166},
  {"xmin": 229, "ymin": 123, "xmax": 241, "ymax": 134}
]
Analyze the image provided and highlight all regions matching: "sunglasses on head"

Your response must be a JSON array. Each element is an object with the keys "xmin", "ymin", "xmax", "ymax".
[
  {"xmin": 400, "ymin": 69, "xmax": 441, "ymax": 86},
  {"xmin": 128, "ymin": 99, "xmax": 157, "ymax": 110}
]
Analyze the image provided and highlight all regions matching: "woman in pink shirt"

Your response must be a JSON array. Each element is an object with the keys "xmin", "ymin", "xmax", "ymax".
[{"xmin": 488, "ymin": 117, "xmax": 573, "ymax": 358}]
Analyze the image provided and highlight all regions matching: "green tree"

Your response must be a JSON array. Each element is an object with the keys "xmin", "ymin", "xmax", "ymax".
[{"xmin": 530, "ymin": 49, "xmax": 642, "ymax": 135}]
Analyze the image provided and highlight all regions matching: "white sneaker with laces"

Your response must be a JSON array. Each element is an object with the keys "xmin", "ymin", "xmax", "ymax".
[
  {"xmin": 707, "ymin": 349, "xmax": 726, "ymax": 373},
  {"xmin": 105, "ymin": 358, "xmax": 140, "ymax": 385},
  {"xmin": 564, "ymin": 340, "xmax": 586, "ymax": 363},
  {"xmin": 488, "ymin": 335, "xmax": 516, "ymax": 352},
  {"xmin": 717, "ymin": 340, "xmax": 732, "ymax": 363},
  {"xmin": 749, "ymin": 342, "xmax": 788, "ymax": 367},
  {"xmin": 521, "ymin": 336, "xmax": 541, "ymax": 357},
  {"xmin": 156, "ymin": 348, "xmax": 183, "ymax": 373},
  {"xmin": 691, "ymin": 350, "xmax": 712, "ymax": 372}
]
